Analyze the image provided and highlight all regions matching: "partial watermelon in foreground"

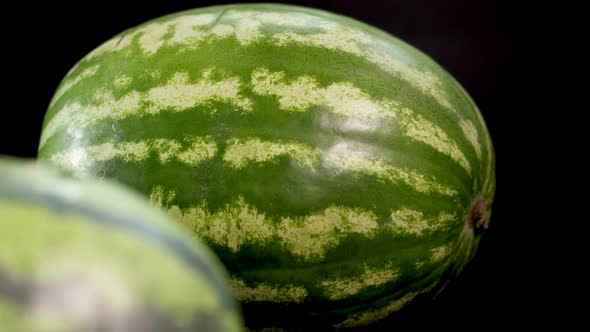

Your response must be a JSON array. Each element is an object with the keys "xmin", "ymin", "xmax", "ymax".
[
  {"xmin": 0, "ymin": 157, "xmax": 242, "ymax": 332},
  {"xmin": 38, "ymin": 3, "xmax": 495, "ymax": 329}
]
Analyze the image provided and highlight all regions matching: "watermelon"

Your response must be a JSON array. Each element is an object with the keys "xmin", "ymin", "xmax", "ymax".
[
  {"xmin": 0, "ymin": 157, "xmax": 242, "ymax": 332},
  {"xmin": 38, "ymin": 3, "xmax": 496, "ymax": 329}
]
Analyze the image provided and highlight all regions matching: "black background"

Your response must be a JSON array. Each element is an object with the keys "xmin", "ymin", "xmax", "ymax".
[{"xmin": 2, "ymin": 0, "xmax": 587, "ymax": 330}]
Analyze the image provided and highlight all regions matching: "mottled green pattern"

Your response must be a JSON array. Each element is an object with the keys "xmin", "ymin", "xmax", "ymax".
[
  {"xmin": 0, "ymin": 158, "xmax": 242, "ymax": 332},
  {"xmin": 38, "ymin": 3, "xmax": 496, "ymax": 329}
]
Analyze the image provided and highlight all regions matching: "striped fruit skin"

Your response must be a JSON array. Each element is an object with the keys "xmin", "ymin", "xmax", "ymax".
[
  {"xmin": 0, "ymin": 158, "xmax": 242, "ymax": 332},
  {"xmin": 38, "ymin": 3, "xmax": 496, "ymax": 329}
]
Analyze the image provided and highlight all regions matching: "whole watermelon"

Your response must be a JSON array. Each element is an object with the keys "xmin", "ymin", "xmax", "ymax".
[
  {"xmin": 38, "ymin": 3, "xmax": 495, "ymax": 329},
  {"xmin": 0, "ymin": 157, "xmax": 242, "ymax": 332}
]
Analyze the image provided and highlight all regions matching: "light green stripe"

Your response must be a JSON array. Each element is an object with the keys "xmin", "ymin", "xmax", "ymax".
[
  {"xmin": 320, "ymin": 262, "xmax": 399, "ymax": 300},
  {"xmin": 459, "ymin": 119, "xmax": 482, "ymax": 160},
  {"xmin": 53, "ymin": 135, "xmax": 456, "ymax": 196},
  {"xmin": 223, "ymin": 137, "xmax": 458, "ymax": 195},
  {"xmin": 50, "ymin": 136, "xmax": 217, "ymax": 171},
  {"xmin": 430, "ymin": 244, "xmax": 452, "ymax": 263},
  {"xmin": 334, "ymin": 276, "xmax": 443, "ymax": 328},
  {"xmin": 82, "ymin": 9, "xmax": 451, "ymax": 109},
  {"xmin": 483, "ymin": 130, "xmax": 495, "ymax": 196},
  {"xmin": 152, "ymin": 187, "xmax": 458, "ymax": 262},
  {"xmin": 335, "ymin": 291, "xmax": 419, "ymax": 328},
  {"xmin": 232, "ymin": 262, "xmax": 401, "ymax": 303},
  {"xmin": 456, "ymin": 83, "xmax": 494, "ymax": 194},
  {"xmin": 146, "ymin": 70, "xmax": 253, "ymax": 112},
  {"xmin": 223, "ymin": 138, "xmax": 319, "ymax": 169},
  {"xmin": 153, "ymin": 189, "xmax": 379, "ymax": 262},
  {"xmin": 231, "ymin": 279, "xmax": 308, "ymax": 303},
  {"xmin": 49, "ymin": 64, "xmax": 101, "ymax": 108},
  {"xmin": 388, "ymin": 207, "xmax": 455, "ymax": 237},
  {"xmin": 40, "ymin": 68, "xmax": 252, "ymax": 148},
  {"xmin": 322, "ymin": 140, "xmax": 457, "ymax": 196},
  {"xmin": 113, "ymin": 74, "xmax": 133, "ymax": 88},
  {"xmin": 251, "ymin": 68, "xmax": 397, "ymax": 121},
  {"xmin": 396, "ymin": 105, "xmax": 472, "ymax": 175}
]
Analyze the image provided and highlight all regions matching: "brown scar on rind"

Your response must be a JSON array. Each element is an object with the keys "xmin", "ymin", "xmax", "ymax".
[{"xmin": 468, "ymin": 198, "xmax": 488, "ymax": 233}]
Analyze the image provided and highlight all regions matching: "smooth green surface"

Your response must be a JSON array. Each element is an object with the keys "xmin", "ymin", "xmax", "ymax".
[
  {"xmin": 0, "ymin": 158, "xmax": 242, "ymax": 332},
  {"xmin": 38, "ymin": 3, "xmax": 496, "ymax": 329}
]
